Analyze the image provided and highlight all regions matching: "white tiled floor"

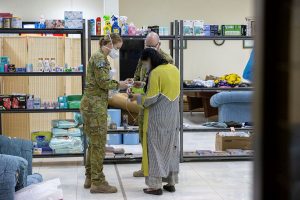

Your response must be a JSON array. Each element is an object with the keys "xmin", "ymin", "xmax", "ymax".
[
  {"xmin": 31, "ymin": 112, "xmax": 253, "ymax": 199},
  {"xmin": 33, "ymin": 159, "xmax": 253, "ymax": 200}
]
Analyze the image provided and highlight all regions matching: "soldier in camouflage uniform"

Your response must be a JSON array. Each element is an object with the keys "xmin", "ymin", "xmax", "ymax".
[
  {"xmin": 80, "ymin": 34, "xmax": 128, "ymax": 193},
  {"xmin": 132, "ymin": 32, "xmax": 174, "ymax": 177}
]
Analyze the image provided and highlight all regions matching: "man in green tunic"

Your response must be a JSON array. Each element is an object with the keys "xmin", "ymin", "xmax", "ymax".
[{"xmin": 133, "ymin": 32, "xmax": 174, "ymax": 177}]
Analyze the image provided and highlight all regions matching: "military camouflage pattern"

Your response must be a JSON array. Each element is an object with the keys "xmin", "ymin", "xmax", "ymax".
[
  {"xmin": 80, "ymin": 49, "xmax": 119, "ymax": 186},
  {"xmin": 133, "ymin": 49, "xmax": 174, "ymax": 82},
  {"xmin": 133, "ymin": 49, "xmax": 173, "ymax": 171}
]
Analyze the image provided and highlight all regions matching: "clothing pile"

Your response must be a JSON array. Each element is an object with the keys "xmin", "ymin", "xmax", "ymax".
[
  {"xmin": 49, "ymin": 120, "xmax": 83, "ymax": 154},
  {"xmin": 183, "ymin": 79, "xmax": 215, "ymax": 88},
  {"xmin": 214, "ymin": 73, "xmax": 242, "ymax": 87}
]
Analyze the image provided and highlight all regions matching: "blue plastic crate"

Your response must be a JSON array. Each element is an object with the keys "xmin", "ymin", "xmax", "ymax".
[
  {"xmin": 123, "ymin": 132, "xmax": 139, "ymax": 145},
  {"xmin": 108, "ymin": 134, "xmax": 123, "ymax": 145},
  {"xmin": 108, "ymin": 109, "xmax": 121, "ymax": 126}
]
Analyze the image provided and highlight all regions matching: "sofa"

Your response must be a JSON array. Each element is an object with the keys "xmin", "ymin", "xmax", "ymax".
[
  {"xmin": 0, "ymin": 135, "xmax": 43, "ymax": 200},
  {"xmin": 210, "ymin": 91, "xmax": 253, "ymax": 123}
]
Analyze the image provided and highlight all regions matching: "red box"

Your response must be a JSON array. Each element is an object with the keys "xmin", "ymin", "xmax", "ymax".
[
  {"xmin": 0, "ymin": 95, "xmax": 12, "ymax": 110},
  {"xmin": 11, "ymin": 95, "xmax": 27, "ymax": 109}
]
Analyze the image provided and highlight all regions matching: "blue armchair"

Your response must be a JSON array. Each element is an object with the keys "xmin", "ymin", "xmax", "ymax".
[
  {"xmin": 0, "ymin": 135, "xmax": 43, "ymax": 200},
  {"xmin": 210, "ymin": 91, "xmax": 253, "ymax": 123}
]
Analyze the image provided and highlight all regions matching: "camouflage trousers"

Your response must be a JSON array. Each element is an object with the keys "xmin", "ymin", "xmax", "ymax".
[{"xmin": 80, "ymin": 95, "xmax": 107, "ymax": 186}]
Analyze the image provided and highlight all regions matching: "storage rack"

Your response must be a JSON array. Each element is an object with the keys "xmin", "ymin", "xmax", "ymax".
[
  {"xmin": 87, "ymin": 20, "xmax": 179, "ymax": 163},
  {"xmin": 0, "ymin": 23, "xmax": 87, "ymax": 159},
  {"xmin": 178, "ymin": 20, "xmax": 254, "ymax": 162}
]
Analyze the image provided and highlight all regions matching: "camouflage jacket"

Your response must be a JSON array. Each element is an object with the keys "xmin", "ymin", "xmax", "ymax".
[
  {"xmin": 84, "ymin": 49, "xmax": 119, "ymax": 98},
  {"xmin": 133, "ymin": 49, "xmax": 173, "ymax": 82}
]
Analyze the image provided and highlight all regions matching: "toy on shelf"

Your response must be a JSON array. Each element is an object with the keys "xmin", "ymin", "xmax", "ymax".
[
  {"xmin": 103, "ymin": 15, "xmax": 112, "ymax": 35},
  {"xmin": 128, "ymin": 23, "xmax": 137, "ymax": 36},
  {"xmin": 120, "ymin": 16, "xmax": 128, "ymax": 35},
  {"xmin": 111, "ymin": 15, "xmax": 121, "ymax": 34}
]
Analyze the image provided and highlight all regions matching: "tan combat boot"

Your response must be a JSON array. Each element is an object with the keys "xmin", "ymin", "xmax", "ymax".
[
  {"xmin": 84, "ymin": 177, "xmax": 91, "ymax": 189},
  {"xmin": 90, "ymin": 182, "xmax": 118, "ymax": 193},
  {"xmin": 133, "ymin": 169, "xmax": 144, "ymax": 177}
]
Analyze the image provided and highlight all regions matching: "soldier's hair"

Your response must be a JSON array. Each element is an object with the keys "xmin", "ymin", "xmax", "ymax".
[
  {"xmin": 99, "ymin": 33, "xmax": 123, "ymax": 47},
  {"xmin": 140, "ymin": 48, "xmax": 168, "ymax": 93}
]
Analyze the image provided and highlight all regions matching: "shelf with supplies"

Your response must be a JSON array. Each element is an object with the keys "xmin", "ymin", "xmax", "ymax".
[
  {"xmin": 183, "ymin": 87, "xmax": 254, "ymax": 92},
  {"xmin": 183, "ymin": 127, "xmax": 253, "ymax": 132},
  {"xmin": 177, "ymin": 20, "xmax": 255, "ymax": 162},
  {"xmin": 0, "ymin": 28, "xmax": 83, "ymax": 34},
  {"xmin": 0, "ymin": 72, "xmax": 84, "ymax": 76},
  {"xmin": 90, "ymin": 35, "xmax": 176, "ymax": 41},
  {"xmin": 0, "ymin": 22, "xmax": 87, "ymax": 161},
  {"xmin": 0, "ymin": 109, "xmax": 80, "ymax": 114},
  {"xmin": 182, "ymin": 36, "xmax": 253, "ymax": 41}
]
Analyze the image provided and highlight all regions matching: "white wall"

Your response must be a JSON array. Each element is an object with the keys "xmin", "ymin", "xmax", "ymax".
[
  {"xmin": 0, "ymin": 0, "xmax": 104, "ymax": 21},
  {"xmin": 120, "ymin": 0, "xmax": 254, "ymax": 80}
]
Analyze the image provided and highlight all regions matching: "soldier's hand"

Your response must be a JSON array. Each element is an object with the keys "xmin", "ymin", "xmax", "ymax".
[{"xmin": 119, "ymin": 81, "xmax": 129, "ymax": 90}]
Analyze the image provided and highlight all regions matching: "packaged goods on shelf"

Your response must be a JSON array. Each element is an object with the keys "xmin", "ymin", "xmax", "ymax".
[
  {"xmin": 64, "ymin": 11, "xmax": 83, "ymax": 20},
  {"xmin": 11, "ymin": 95, "xmax": 27, "ymax": 109},
  {"xmin": 31, "ymin": 131, "xmax": 52, "ymax": 143},
  {"xmin": 45, "ymin": 20, "xmax": 65, "ymax": 29},
  {"xmin": 65, "ymin": 20, "xmax": 83, "ymax": 29},
  {"xmin": 52, "ymin": 120, "xmax": 78, "ymax": 129},
  {"xmin": 183, "ymin": 20, "xmax": 194, "ymax": 35},
  {"xmin": 49, "ymin": 136, "xmax": 83, "ymax": 153},
  {"xmin": 52, "ymin": 128, "xmax": 82, "ymax": 137},
  {"xmin": 0, "ymin": 95, "xmax": 12, "ymax": 110},
  {"xmin": 193, "ymin": 20, "xmax": 205, "ymax": 36},
  {"xmin": 67, "ymin": 95, "xmax": 82, "ymax": 109},
  {"xmin": 221, "ymin": 25, "xmax": 247, "ymax": 36}
]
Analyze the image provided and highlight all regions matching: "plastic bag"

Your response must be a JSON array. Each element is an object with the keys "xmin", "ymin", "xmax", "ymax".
[{"xmin": 15, "ymin": 178, "xmax": 63, "ymax": 200}]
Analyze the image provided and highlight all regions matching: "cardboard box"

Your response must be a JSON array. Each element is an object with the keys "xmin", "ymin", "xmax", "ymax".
[{"xmin": 215, "ymin": 133, "xmax": 252, "ymax": 151}]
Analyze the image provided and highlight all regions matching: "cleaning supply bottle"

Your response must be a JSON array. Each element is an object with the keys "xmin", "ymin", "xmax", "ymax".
[
  {"xmin": 120, "ymin": 16, "xmax": 128, "ymax": 35},
  {"xmin": 89, "ymin": 19, "xmax": 96, "ymax": 35},
  {"xmin": 111, "ymin": 15, "xmax": 121, "ymax": 34},
  {"xmin": 96, "ymin": 17, "xmax": 101, "ymax": 36},
  {"xmin": 103, "ymin": 15, "xmax": 112, "ymax": 35}
]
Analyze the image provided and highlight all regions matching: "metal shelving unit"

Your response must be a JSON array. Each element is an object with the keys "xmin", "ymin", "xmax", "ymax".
[
  {"xmin": 178, "ymin": 20, "xmax": 254, "ymax": 162},
  {"xmin": 0, "ymin": 23, "xmax": 87, "ymax": 159}
]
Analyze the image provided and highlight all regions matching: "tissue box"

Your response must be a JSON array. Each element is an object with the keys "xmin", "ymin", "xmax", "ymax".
[
  {"xmin": 65, "ymin": 20, "xmax": 83, "ymax": 29},
  {"xmin": 183, "ymin": 20, "xmax": 194, "ymax": 36},
  {"xmin": 193, "ymin": 20, "xmax": 204, "ymax": 36},
  {"xmin": 45, "ymin": 20, "xmax": 65, "ymax": 29},
  {"xmin": 11, "ymin": 95, "xmax": 27, "ymax": 109},
  {"xmin": 0, "ymin": 95, "xmax": 11, "ymax": 110},
  {"xmin": 64, "ymin": 11, "xmax": 83, "ymax": 20}
]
